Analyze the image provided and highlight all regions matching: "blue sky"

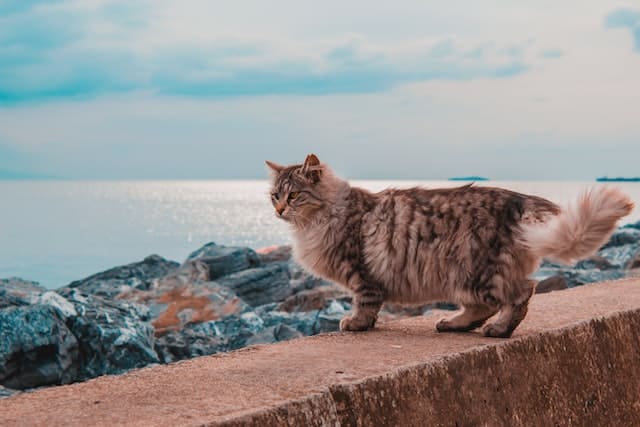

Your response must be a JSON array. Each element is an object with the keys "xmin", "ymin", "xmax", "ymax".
[{"xmin": 1, "ymin": 1, "xmax": 639, "ymax": 179}]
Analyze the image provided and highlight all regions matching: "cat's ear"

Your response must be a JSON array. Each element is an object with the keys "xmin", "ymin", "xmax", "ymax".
[
  {"xmin": 301, "ymin": 154, "xmax": 322, "ymax": 182},
  {"xmin": 265, "ymin": 160, "xmax": 284, "ymax": 177}
]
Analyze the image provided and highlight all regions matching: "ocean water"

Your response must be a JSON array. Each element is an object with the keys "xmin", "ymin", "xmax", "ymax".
[{"xmin": 1, "ymin": 180, "xmax": 639, "ymax": 289}]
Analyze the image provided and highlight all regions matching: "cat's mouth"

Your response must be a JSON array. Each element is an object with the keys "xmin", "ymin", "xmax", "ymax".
[{"xmin": 275, "ymin": 211, "xmax": 292, "ymax": 222}]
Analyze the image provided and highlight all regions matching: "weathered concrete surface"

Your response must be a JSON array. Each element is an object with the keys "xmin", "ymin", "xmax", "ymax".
[{"xmin": 2, "ymin": 279, "xmax": 640, "ymax": 427}]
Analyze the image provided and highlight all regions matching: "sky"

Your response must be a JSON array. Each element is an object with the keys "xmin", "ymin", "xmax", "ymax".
[{"xmin": 0, "ymin": 1, "xmax": 639, "ymax": 180}]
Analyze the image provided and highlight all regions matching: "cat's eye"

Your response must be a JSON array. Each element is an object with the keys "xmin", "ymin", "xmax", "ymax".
[{"xmin": 288, "ymin": 192, "xmax": 300, "ymax": 201}]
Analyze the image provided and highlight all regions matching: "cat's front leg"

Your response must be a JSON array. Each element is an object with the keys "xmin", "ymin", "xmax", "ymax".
[{"xmin": 340, "ymin": 288, "xmax": 384, "ymax": 332}]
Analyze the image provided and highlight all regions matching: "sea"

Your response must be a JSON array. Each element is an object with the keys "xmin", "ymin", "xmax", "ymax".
[{"xmin": 1, "ymin": 180, "xmax": 639, "ymax": 289}]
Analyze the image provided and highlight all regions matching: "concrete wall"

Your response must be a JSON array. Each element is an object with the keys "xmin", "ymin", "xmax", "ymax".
[{"xmin": 2, "ymin": 279, "xmax": 640, "ymax": 427}]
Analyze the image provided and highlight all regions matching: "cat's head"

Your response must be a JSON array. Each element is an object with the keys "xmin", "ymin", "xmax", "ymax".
[{"xmin": 265, "ymin": 154, "xmax": 333, "ymax": 226}]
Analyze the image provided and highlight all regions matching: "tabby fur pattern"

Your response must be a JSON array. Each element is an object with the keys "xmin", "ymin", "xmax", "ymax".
[{"xmin": 266, "ymin": 154, "xmax": 634, "ymax": 337}]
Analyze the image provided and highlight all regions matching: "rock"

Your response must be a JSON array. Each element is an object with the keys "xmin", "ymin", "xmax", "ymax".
[
  {"xmin": 540, "ymin": 260, "xmax": 566, "ymax": 269},
  {"xmin": 599, "ymin": 242, "xmax": 640, "ymax": 267},
  {"xmin": 316, "ymin": 300, "xmax": 350, "ymax": 332},
  {"xmin": 150, "ymin": 261, "xmax": 209, "ymax": 291},
  {"xmin": 0, "ymin": 305, "xmax": 79, "ymax": 389},
  {"xmin": 36, "ymin": 291, "xmax": 78, "ymax": 318},
  {"xmin": 154, "ymin": 312, "xmax": 266, "ymax": 363},
  {"xmin": 153, "ymin": 323, "xmax": 227, "ymax": 363},
  {"xmin": 535, "ymin": 276, "xmax": 569, "ymax": 294},
  {"xmin": 566, "ymin": 269, "xmax": 626, "ymax": 287},
  {"xmin": 272, "ymin": 324, "xmax": 304, "ymax": 342},
  {"xmin": 575, "ymin": 256, "xmax": 614, "ymax": 271},
  {"xmin": 534, "ymin": 267, "xmax": 626, "ymax": 288},
  {"xmin": 287, "ymin": 260, "xmax": 332, "ymax": 293},
  {"xmin": 57, "ymin": 289, "xmax": 159, "ymax": 381},
  {"xmin": 0, "ymin": 278, "xmax": 46, "ymax": 308},
  {"xmin": 626, "ymin": 252, "xmax": 640, "ymax": 270},
  {"xmin": 259, "ymin": 298, "xmax": 354, "ymax": 337},
  {"xmin": 120, "ymin": 277, "xmax": 251, "ymax": 336},
  {"xmin": 256, "ymin": 245, "xmax": 292, "ymax": 263},
  {"xmin": 0, "ymin": 385, "xmax": 19, "ymax": 399},
  {"xmin": 433, "ymin": 302, "xmax": 459, "ymax": 311},
  {"xmin": 278, "ymin": 285, "xmax": 350, "ymax": 313},
  {"xmin": 65, "ymin": 255, "xmax": 180, "ymax": 299},
  {"xmin": 259, "ymin": 309, "xmax": 321, "ymax": 336},
  {"xmin": 601, "ymin": 229, "xmax": 640, "ymax": 249},
  {"xmin": 185, "ymin": 243, "xmax": 260, "ymax": 280},
  {"xmin": 216, "ymin": 262, "xmax": 293, "ymax": 307},
  {"xmin": 246, "ymin": 324, "xmax": 304, "ymax": 346},
  {"xmin": 622, "ymin": 220, "xmax": 640, "ymax": 230}
]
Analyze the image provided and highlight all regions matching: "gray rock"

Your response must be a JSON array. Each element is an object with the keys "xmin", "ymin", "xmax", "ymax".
[
  {"xmin": 154, "ymin": 311, "xmax": 267, "ymax": 363},
  {"xmin": 185, "ymin": 242, "xmax": 260, "ymax": 280},
  {"xmin": 216, "ymin": 262, "xmax": 293, "ymax": 307},
  {"xmin": 599, "ymin": 242, "xmax": 640, "ymax": 267},
  {"xmin": 0, "ymin": 278, "xmax": 46, "ymax": 308},
  {"xmin": 316, "ymin": 300, "xmax": 351, "ymax": 332},
  {"xmin": 288, "ymin": 260, "xmax": 331, "ymax": 293},
  {"xmin": 0, "ymin": 385, "xmax": 19, "ymax": 399},
  {"xmin": 575, "ymin": 256, "xmax": 614, "ymax": 271},
  {"xmin": 65, "ymin": 255, "xmax": 180, "ymax": 299},
  {"xmin": 622, "ymin": 220, "xmax": 640, "ymax": 230},
  {"xmin": 539, "ymin": 260, "xmax": 566, "ymax": 269},
  {"xmin": 260, "ymin": 310, "xmax": 321, "ymax": 336},
  {"xmin": 272, "ymin": 324, "xmax": 304, "ymax": 342},
  {"xmin": 535, "ymin": 276, "xmax": 569, "ymax": 294},
  {"xmin": 278, "ymin": 285, "xmax": 350, "ymax": 313},
  {"xmin": 0, "ymin": 305, "xmax": 79, "ymax": 389},
  {"xmin": 626, "ymin": 252, "xmax": 640, "ymax": 270},
  {"xmin": 58, "ymin": 289, "xmax": 159, "ymax": 381},
  {"xmin": 246, "ymin": 324, "xmax": 304, "ymax": 346},
  {"xmin": 551, "ymin": 269, "xmax": 625, "ymax": 287},
  {"xmin": 601, "ymin": 229, "xmax": 640, "ymax": 249},
  {"xmin": 154, "ymin": 323, "xmax": 227, "ymax": 363},
  {"xmin": 257, "ymin": 245, "xmax": 292, "ymax": 263}
]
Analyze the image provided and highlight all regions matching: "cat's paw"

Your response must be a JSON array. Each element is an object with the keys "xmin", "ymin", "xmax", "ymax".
[
  {"xmin": 435, "ymin": 318, "xmax": 455, "ymax": 332},
  {"xmin": 339, "ymin": 315, "xmax": 375, "ymax": 332},
  {"xmin": 481, "ymin": 323, "xmax": 513, "ymax": 338},
  {"xmin": 436, "ymin": 317, "xmax": 486, "ymax": 333}
]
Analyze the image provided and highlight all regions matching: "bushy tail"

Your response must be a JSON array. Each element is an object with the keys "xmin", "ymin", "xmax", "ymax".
[{"xmin": 519, "ymin": 187, "xmax": 634, "ymax": 264}]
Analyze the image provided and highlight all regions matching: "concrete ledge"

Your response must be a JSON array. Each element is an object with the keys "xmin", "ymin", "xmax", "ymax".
[{"xmin": 2, "ymin": 279, "xmax": 640, "ymax": 426}]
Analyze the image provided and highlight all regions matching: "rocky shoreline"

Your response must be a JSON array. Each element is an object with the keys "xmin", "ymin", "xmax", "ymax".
[{"xmin": 1, "ymin": 222, "xmax": 639, "ymax": 398}]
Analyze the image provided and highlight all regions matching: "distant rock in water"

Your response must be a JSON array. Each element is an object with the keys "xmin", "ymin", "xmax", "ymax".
[
  {"xmin": 448, "ymin": 176, "xmax": 489, "ymax": 181},
  {"xmin": 595, "ymin": 176, "xmax": 640, "ymax": 182},
  {"xmin": 2, "ymin": 228, "xmax": 639, "ymax": 395}
]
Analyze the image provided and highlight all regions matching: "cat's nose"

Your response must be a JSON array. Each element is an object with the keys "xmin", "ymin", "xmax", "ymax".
[{"xmin": 275, "ymin": 205, "xmax": 285, "ymax": 215}]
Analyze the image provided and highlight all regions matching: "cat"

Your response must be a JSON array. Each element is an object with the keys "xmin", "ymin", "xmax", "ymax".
[{"xmin": 266, "ymin": 154, "xmax": 634, "ymax": 338}]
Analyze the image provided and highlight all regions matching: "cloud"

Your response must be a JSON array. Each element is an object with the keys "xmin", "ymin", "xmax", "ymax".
[
  {"xmin": 0, "ymin": 1, "xmax": 545, "ymax": 105},
  {"xmin": 605, "ymin": 8, "xmax": 640, "ymax": 51},
  {"xmin": 0, "ymin": 0, "xmax": 64, "ymax": 15},
  {"xmin": 539, "ymin": 48, "xmax": 563, "ymax": 59}
]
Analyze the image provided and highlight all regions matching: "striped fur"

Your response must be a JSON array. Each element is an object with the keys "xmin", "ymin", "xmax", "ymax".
[{"xmin": 266, "ymin": 155, "xmax": 634, "ymax": 338}]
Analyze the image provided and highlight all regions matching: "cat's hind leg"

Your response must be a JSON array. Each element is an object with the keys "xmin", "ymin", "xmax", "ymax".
[
  {"xmin": 436, "ymin": 304, "xmax": 498, "ymax": 333},
  {"xmin": 340, "ymin": 287, "xmax": 384, "ymax": 332},
  {"xmin": 481, "ymin": 281, "xmax": 535, "ymax": 338}
]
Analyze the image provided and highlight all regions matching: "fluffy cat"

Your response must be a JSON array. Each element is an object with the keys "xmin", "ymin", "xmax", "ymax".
[{"xmin": 266, "ymin": 154, "xmax": 634, "ymax": 337}]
